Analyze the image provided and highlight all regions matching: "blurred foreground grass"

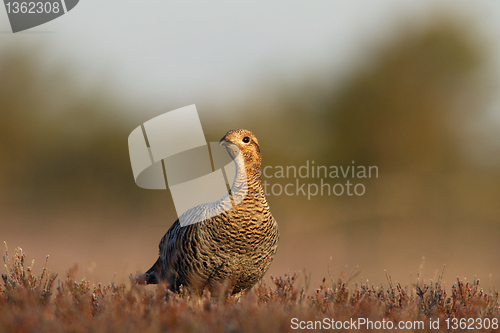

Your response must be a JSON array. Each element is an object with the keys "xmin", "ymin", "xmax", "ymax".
[{"xmin": 2, "ymin": 245, "xmax": 499, "ymax": 333}]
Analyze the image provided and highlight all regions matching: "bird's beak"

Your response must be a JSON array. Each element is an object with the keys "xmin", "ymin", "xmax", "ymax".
[{"xmin": 219, "ymin": 136, "xmax": 231, "ymax": 147}]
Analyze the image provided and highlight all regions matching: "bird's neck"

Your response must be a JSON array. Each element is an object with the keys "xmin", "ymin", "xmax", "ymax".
[{"xmin": 230, "ymin": 156, "xmax": 264, "ymax": 204}]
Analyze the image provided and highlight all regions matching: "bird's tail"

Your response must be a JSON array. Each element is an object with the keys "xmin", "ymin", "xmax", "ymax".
[{"xmin": 136, "ymin": 258, "xmax": 160, "ymax": 284}]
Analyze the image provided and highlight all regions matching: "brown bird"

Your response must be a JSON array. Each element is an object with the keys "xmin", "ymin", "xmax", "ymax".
[{"xmin": 137, "ymin": 129, "xmax": 279, "ymax": 295}]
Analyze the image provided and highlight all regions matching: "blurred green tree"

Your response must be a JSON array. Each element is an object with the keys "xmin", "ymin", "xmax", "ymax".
[
  {"xmin": 0, "ymin": 47, "xmax": 167, "ymax": 212},
  {"xmin": 324, "ymin": 20, "xmax": 488, "ymax": 174}
]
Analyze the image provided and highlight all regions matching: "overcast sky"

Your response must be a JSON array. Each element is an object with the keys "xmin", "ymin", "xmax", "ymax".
[{"xmin": 1, "ymin": 1, "xmax": 500, "ymax": 116}]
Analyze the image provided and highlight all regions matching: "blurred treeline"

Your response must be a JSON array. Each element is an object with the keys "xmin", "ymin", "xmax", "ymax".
[
  {"xmin": 227, "ymin": 20, "xmax": 493, "ymax": 172},
  {"xmin": 1, "ymin": 17, "xmax": 500, "ymax": 225},
  {"xmin": 0, "ymin": 47, "xmax": 166, "ymax": 212}
]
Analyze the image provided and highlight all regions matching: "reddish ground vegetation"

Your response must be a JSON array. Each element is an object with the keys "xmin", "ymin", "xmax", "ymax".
[{"xmin": 1, "ymin": 244, "xmax": 499, "ymax": 332}]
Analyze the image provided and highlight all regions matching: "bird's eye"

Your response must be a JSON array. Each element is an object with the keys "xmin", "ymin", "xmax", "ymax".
[{"xmin": 242, "ymin": 136, "xmax": 250, "ymax": 143}]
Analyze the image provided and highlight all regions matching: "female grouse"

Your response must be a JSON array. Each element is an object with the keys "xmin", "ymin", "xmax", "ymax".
[{"xmin": 137, "ymin": 129, "xmax": 279, "ymax": 295}]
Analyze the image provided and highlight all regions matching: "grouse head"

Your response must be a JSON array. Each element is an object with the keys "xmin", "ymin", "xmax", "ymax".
[{"xmin": 219, "ymin": 129, "xmax": 262, "ymax": 170}]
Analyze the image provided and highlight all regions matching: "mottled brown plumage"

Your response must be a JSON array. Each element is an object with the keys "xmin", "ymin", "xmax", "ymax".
[{"xmin": 137, "ymin": 129, "xmax": 279, "ymax": 295}]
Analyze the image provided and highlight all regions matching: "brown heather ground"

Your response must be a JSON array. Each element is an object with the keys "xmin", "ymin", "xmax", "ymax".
[{"xmin": 1, "ymin": 244, "xmax": 499, "ymax": 333}]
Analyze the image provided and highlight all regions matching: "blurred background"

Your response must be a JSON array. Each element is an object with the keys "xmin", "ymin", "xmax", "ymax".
[{"xmin": 2, "ymin": 1, "xmax": 500, "ymax": 290}]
